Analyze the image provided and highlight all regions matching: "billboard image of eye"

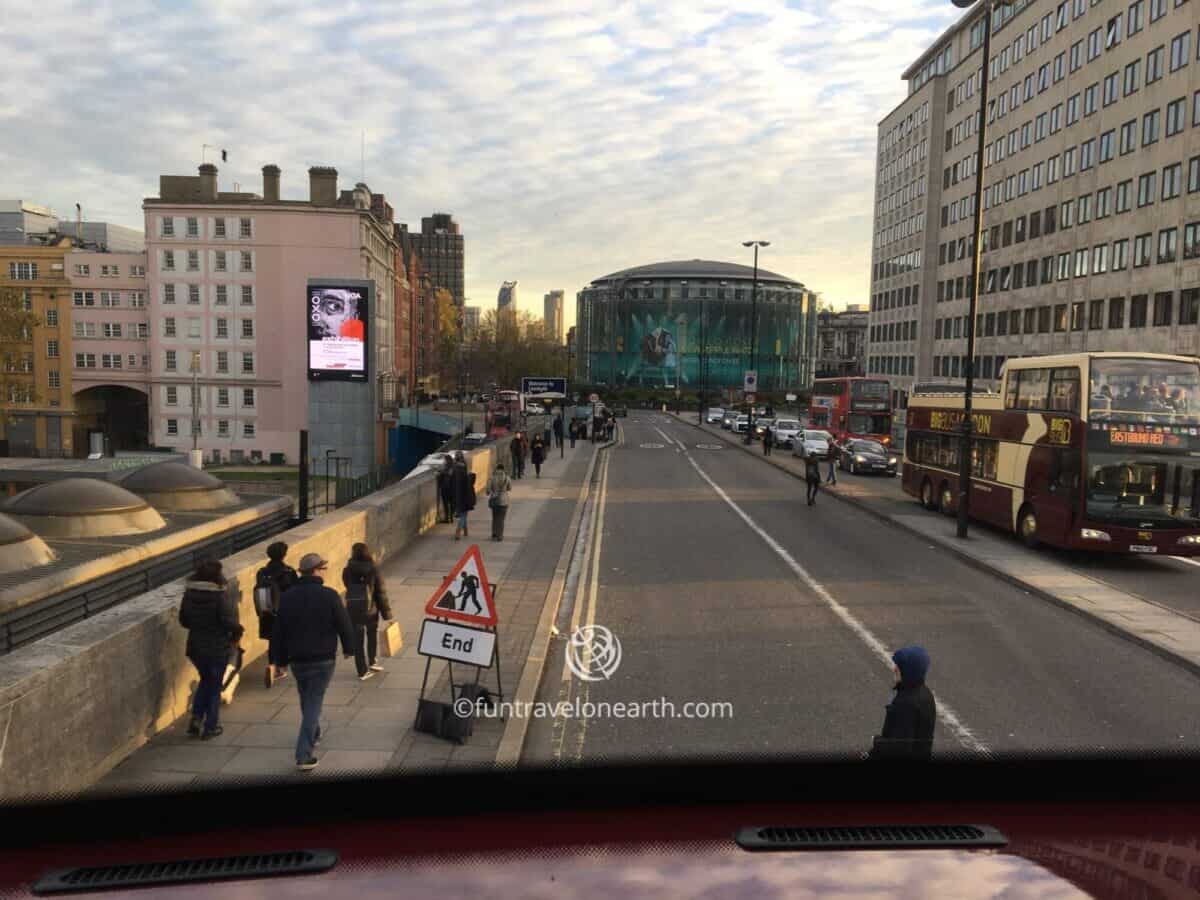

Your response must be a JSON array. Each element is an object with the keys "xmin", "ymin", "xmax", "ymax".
[{"xmin": 307, "ymin": 284, "xmax": 368, "ymax": 381}]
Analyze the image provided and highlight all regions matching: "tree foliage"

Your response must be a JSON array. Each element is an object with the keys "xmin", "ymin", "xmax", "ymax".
[
  {"xmin": 0, "ymin": 286, "xmax": 42, "ymax": 414},
  {"xmin": 464, "ymin": 308, "xmax": 567, "ymax": 391}
]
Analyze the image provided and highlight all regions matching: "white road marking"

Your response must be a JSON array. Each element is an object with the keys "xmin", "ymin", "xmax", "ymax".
[
  {"xmin": 1171, "ymin": 556, "xmax": 1200, "ymax": 569},
  {"xmin": 680, "ymin": 439, "xmax": 991, "ymax": 758}
]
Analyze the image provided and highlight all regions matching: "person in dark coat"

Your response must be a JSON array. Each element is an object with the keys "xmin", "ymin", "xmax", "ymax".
[
  {"xmin": 868, "ymin": 645, "xmax": 937, "ymax": 761},
  {"xmin": 569, "ymin": 419, "xmax": 578, "ymax": 448},
  {"xmin": 531, "ymin": 436, "xmax": 546, "ymax": 478},
  {"xmin": 342, "ymin": 542, "xmax": 392, "ymax": 681},
  {"xmin": 438, "ymin": 457, "xmax": 456, "ymax": 523},
  {"xmin": 763, "ymin": 427, "xmax": 774, "ymax": 457},
  {"xmin": 179, "ymin": 558, "xmax": 243, "ymax": 740},
  {"xmin": 553, "ymin": 415, "xmax": 564, "ymax": 449},
  {"xmin": 452, "ymin": 451, "xmax": 474, "ymax": 539},
  {"xmin": 272, "ymin": 553, "xmax": 356, "ymax": 771},
  {"xmin": 510, "ymin": 433, "xmax": 525, "ymax": 479},
  {"xmin": 804, "ymin": 451, "xmax": 821, "ymax": 506},
  {"xmin": 256, "ymin": 541, "xmax": 298, "ymax": 689}
]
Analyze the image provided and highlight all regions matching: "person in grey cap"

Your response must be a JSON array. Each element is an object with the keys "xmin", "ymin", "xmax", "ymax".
[{"xmin": 271, "ymin": 551, "xmax": 356, "ymax": 771}]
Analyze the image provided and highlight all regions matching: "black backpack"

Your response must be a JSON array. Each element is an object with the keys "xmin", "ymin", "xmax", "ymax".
[
  {"xmin": 254, "ymin": 567, "xmax": 281, "ymax": 617},
  {"xmin": 345, "ymin": 569, "xmax": 373, "ymax": 620}
]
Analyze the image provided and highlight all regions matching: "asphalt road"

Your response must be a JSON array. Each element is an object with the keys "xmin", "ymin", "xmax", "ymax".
[{"xmin": 523, "ymin": 411, "xmax": 1200, "ymax": 764}]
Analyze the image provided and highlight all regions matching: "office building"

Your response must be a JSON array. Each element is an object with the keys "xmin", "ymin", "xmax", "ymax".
[
  {"xmin": 544, "ymin": 290, "xmax": 565, "ymax": 343},
  {"xmin": 868, "ymin": 0, "xmax": 1200, "ymax": 411},
  {"xmin": 409, "ymin": 213, "xmax": 464, "ymax": 307},
  {"xmin": 816, "ymin": 306, "xmax": 868, "ymax": 378},
  {"xmin": 463, "ymin": 305, "xmax": 480, "ymax": 341},
  {"xmin": 497, "ymin": 280, "xmax": 518, "ymax": 313}
]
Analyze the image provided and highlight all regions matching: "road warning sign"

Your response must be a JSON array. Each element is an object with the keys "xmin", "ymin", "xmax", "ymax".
[{"xmin": 424, "ymin": 544, "xmax": 497, "ymax": 627}]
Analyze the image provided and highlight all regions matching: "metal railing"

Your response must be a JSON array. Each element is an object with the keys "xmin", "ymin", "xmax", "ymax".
[{"xmin": 306, "ymin": 459, "xmax": 399, "ymax": 517}]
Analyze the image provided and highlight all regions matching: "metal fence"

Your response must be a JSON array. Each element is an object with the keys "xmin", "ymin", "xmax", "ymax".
[{"xmin": 306, "ymin": 458, "xmax": 399, "ymax": 517}]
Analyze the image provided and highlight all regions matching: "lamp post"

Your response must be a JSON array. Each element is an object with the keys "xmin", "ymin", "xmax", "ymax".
[
  {"xmin": 743, "ymin": 241, "xmax": 770, "ymax": 444},
  {"xmin": 951, "ymin": 0, "xmax": 1009, "ymax": 539}
]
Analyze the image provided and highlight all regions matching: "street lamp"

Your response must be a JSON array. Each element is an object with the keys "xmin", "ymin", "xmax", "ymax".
[
  {"xmin": 742, "ymin": 240, "xmax": 770, "ymax": 444},
  {"xmin": 951, "ymin": 0, "xmax": 1011, "ymax": 539}
]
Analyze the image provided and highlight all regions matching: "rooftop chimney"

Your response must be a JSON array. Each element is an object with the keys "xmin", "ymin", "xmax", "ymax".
[
  {"xmin": 308, "ymin": 167, "xmax": 338, "ymax": 206},
  {"xmin": 262, "ymin": 165, "xmax": 281, "ymax": 202},
  {"xmin": 198, "ymin": 164, "xmax": 218, "ymax": 202}
]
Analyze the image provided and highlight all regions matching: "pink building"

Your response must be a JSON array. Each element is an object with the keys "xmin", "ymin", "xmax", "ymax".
[
  {"xmin": 66, "ymin": 249, "xmax": 150, "ymax": 452},
  {"xmin": 143, "ymin": 165, "xmax": 396, "ymax": 466}
]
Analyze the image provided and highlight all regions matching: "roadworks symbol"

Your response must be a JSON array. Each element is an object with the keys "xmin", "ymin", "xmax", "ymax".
[{"xmin": 565, "ymin": 624, "xmax": 622, "ymax": 681}]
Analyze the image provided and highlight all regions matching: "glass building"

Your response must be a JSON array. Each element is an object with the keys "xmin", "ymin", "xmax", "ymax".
[{"xmin": 575, "ymin": 260, "xmax": 819, "ymax": 392}]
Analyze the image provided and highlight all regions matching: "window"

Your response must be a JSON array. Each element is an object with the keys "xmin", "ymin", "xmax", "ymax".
[
  {"xmin": 130, "ymin": 291, "xmax": 146, "ymax": 308},
  {"xmin": 1166, "ymin": 97, "xmax": 1187, "ymax": 136},
  {"xmin": 216, "ymin": 285, "xmax": 228, "ymax": 306},
  {"xmin": 161, "ymin": 217, "xmax": 174, "ymax": 237},
  {"xmin": 47, "ymin": 370, "xmax": 60, "ymax": 389},
  {"xmin": 217, "ymin": 388, "xmax": 230, "ymax": 407},
  {"xmin": 1135, "ymin": 232, "xmax": 1154, "ymax": 266},
  {"xmin": 1131, "ymin": 293, "xmax": 1148, "ymax": 327},
  {"xmin": 1128, "ymin": 0, "xmax": 1144, "ymax": 34},
  {"xmin": 1113, "ymin": 238, "xmax": 1130, "ymax": 269},
  {"xmin": 73, "ymin": 322, "xmax": 95, "ymax": 338},
  {"xmin": 1097, "ymin": 187, "xmax": 1112, "ymax": 217},
  {"xmin": 1070, "ymin": 302, "xmax": 1085, "ymax": 332},
  {"xmin": 1080, "ymin": 139, "xmax": 1095, "ymax": 169},
  {"xmin": 1120, "ymin": 119, "xmax": 1137, "ymax": 155},
  {"xmin": 1030, "ymin": 210, "xmax": 1042, "ymax": 238},
  {"xmin": 242, "ymin": 352, "xmax": 254, "ymax": 374},
  {"xmin": 103, "ymin": 323, "xmax": 122, "ymax": 339},
  {"xmin": 1103, "ymin": 73, "xmax": 1120, "ymax": 106},
  {"xmin": 45, "ymin": 309, "xmax": 57, "ymax": 327},
  {"xmin": 166, "ymin": 419, "xmax": 178, "ymax": 437},
  {"xmin": 1154, "ymin": 291, "xmax": 1174, "ymax": 325},
  {"xmin": 186, "ymin": 250, "xmax": 199, "ymax": 272},
  {"xmin": 1143, "ymin": 109, "xmax": 1160, "ymax": 145},
  {"xmin": 162, "ymin": 250, "xmax": 175, "ymax": 271},
  {"xmin": 165, "ymin": 350, "xmax": 177, "ymax": 371},
  {"xmin": 1124, "ymin": 60, "xmax": 1141, "ymax": 96},
  {"xmin": 1089, "ymin": 299, "xmax": 1105, "ymax": 330},
  {"xmin": 239, "ymin": 218, "xmax": 252, "ymax": 238},
  {"xmin": 101, "ymin": 353, "xmax": 122, "ymax": 370},
  {"xmin": 242, "ymin": 388, "xmax": 255, "ymax": 407},
  {"xmin": 1186, "ymin": 221, "xmax": 1200, "ymax": 259},
  {"xmin": 1084, "ymin": 84, "xmax": 1098, "ymax": 117},
  {"xmin": 1171, "ymin": 31, "xmax": 1192, "ymax": 70},
  {"xmin": 163, "ymin": 284, "xmax": 176, "ymax": 304},
  {"xmin": 216, "ymin": 318, "xmax": 228, "ymax": 339},
  {"xmin": 131, "ymin": 265, "xmax": 145, "ymax": 277},
  {"xmin": 243, "ymin": 421, "xmax": 256, "ymax": 438},
  {"xmin": 1107, "ymin": 13, "xmax": 1122, "ymax": 46},
  {"xmin": 186, "ymin": 217, "xmax": 198, "ymax": 237},
  {"xmin": 1164, "ymin": 162, "xmax": 1183, "ymax": 198},
  {"xmin": 241, "ymin": 285, "xmax": 254, "ymax": 306},
  {"xmin": 188, "ymin": 284, "xmax": 200, "ymax": 305},
  {"xmin": 164, "ymin": 317, "xmax": 177, "ymax": 338},
  {"xmin": 73, "ymin": 291, "xmax": 94, "ymax": 307},
  {"xmin": 217, "ymin": 350, "xmax": 229, "ymax": 373},
  {"xmin": 1181, "ymin": 289, "xmax": 1200, "ymax": 325},
  {"xmin": 1064, "ymin": 147, "xmax": 1076, "ymax": 176},
  {"xmin": 1037, "ymin": 306, "xmax": 1051, "ymax": 334},
  {"xmin": 1053, "ymin": 304, "xmax": 1068, "ymax": 333},
  {"xmin": 1075, "ymin": 248, "xmax": 1090, "ymax": 277},
  {"xmin": 1067, "ymin": 94, "xmax": 1080, "ymax": 125},
  {"xmin": 138, "ymin": 323, "xmax": 148, "ymax": 339},
  {"xmin": 1088, "ymin": 28, "xmax": 1102, "ymax": 61},
  {"xmin": 1094, "ymin": 243, "xmax": 1110, "ymax": 273},
  {"xmin": 1158, "ymin": 227, "xmax": 1178, "ymax": 262},
  {"xmin": 1049, "ymin": 154, "xmax": 1060, "ymax": 183},
  {"xmin": 186, "ymin": 318, "xmax": 200, "ymax": 339},
  {"xmin": 239, "ymin": 251, "xmax": 253, "ymax": 272},
  {"xmin": 241, "ymin": 319, "xmax": 254, "ymax": 339},
  {"xmin": 218, "ymin": 420, "xmax": 230, "ymax": 438},
  {"xmin": 1110, "ymin": 296, "xmax": 1126, "ymax": 328},
  {"xmin": 1138, "ymin": 172, "xmax": 1157, "ymax": 206},
  {"xmin": 46, "ymin": 339, "xmax": 58, "ymax": 358},
  {"xmin": 214, "ymin": 218, "xmax": 226, "ymax": 238},
  {"xmin": 1117, "ymin": 179, "xmax": 1132, "ymax": 212},
  {"xmin": 215, "ymin": 251, "xmax": 227, "ymax": 272},
  {"xmin": 1147, "ymin": 46, "xmax": 1164, "ymax": 83},
  {"xmin": 1071, "ymin": 40, "xmax": 1084, "ymax": 72},
  {"xmin": 1062, "ymin": 199, "xmax": 1075, "ymax": 229},
  {"xmin": 1055, "ymin": 52, "xmax": 1066, "ymax": 82}
]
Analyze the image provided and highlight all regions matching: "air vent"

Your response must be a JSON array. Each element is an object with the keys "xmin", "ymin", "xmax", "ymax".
[
  {"xmin": 32, "ymin": 849, "xmax": 337, "ymax": 895},
  {"xmin": 736, "ymin": 825, "xmax": 1007, "ymax": 851}
]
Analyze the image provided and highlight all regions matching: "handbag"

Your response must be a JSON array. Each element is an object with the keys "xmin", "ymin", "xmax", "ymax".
[{"xmin": 379, "ymin": 621, "xmax": 402, "ymax": 656}]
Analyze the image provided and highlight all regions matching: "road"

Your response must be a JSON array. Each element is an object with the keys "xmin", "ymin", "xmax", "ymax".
[{"xmin": 523, "ymin": 411, "xmax": 1200, "ymax": 764}]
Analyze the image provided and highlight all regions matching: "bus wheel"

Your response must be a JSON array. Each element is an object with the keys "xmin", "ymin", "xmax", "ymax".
[
  {"xmin": 939, "ymin": 483, "xmax": 954, "ymax": 516},
  {"xmin": 921, "ymin": 479, "xmax": 935, "ymax": 511},
  {"xmin": 1018, "ymin": 505, "xmax": 1040, "ymax": 548}
]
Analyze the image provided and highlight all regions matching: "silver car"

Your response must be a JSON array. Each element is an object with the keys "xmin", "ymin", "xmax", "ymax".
[
  {"xmin": 771, "ymin": 418, "xmax": 802, "ymax": 447},
  {"xmin": 792, "ymin": 429, "xmax": 833, "ymax": 459},
  {"xmin": 722, "ymin": 411, "xmax": 739, "ymax": 430},
  {"xmin": 706, "ymin": 407, "xmax": 725, "ymax": 424},
  {"xmin": 733, "ymin": 415, "xmax": 750, "ymax": 434}
]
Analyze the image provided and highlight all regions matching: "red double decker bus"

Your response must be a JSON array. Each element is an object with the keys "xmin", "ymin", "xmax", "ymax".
[
  {"xmin": 809, "ymin": 377, "xmax": 893, "ymax": 445},
  {"xmin": 903, "ymin": 352, "xmax": 1200, "ymax": 554}
]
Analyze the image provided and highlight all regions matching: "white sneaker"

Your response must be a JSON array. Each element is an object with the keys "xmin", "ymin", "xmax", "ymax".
[
  {"xmin": 358, "ymin": 670, "xmax": 375, "ymax": 681},
  {"xmin": 369, "ymin": 663, "xmax": 384, "ymax": 672}
]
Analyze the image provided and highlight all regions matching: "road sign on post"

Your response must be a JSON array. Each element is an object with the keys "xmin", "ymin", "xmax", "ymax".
[
  {"xmin": 521, "ymin": 376, "xmax": 567, "ymax": 398},
  {"xmin": 424, "ymin": 545, "xmax": 496, "ymax": 626},
  {"xmin": 744, "ymin": 371, "xmax": 758, "ymax": 394}
]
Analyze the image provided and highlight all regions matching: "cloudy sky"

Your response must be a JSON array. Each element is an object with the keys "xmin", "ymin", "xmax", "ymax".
[{"xmin": 2, "ymin": 0, "xmax": 963, "ymax": 328}]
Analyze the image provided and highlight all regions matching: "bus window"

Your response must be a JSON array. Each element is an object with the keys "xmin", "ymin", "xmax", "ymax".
[
  {"xmin": 1050, "ymin": 448, "xmax": 1081, "ymax": 493},
  {"xmin": 1049, "ymin": 367, "xmax": 1081, "ymax": 414},
  {"xmin": 971, "ymin": 439, "xmax": 999, "ymax": 480},
  {"xmin": 1012, "ymin": 367, "xmax": 1051, "ymax": 410}
]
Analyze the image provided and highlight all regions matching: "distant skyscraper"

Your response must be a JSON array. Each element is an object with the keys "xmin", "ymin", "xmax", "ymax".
[
  {"xmin": 409, "ymin": 213, "xmax": 464, "ymax": 307},
  {"xmin": 463, "ymin": 305, "xmax": 480, "ymax": 340},
  {"xmin": 543, "ymin": 290, "xmax": 564, "ymax": 343},
  {"xmin": 497, "ymin": 281, "xmax": 518, "ymax": 313}
]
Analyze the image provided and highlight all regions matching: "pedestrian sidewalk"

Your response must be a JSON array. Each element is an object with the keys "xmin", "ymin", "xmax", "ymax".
[
  {"xmin": 670, "ymin": 412, "xmax": 1200, "ymax": 677},
  {"xmin": 93, "ymin": 439, "xmax": 596, "ymax": 793}
]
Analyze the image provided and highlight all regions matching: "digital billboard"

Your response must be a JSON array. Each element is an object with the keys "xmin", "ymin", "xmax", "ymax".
[{"xmin": 307, "ymin": 283, "xmax": 369, "ymax": 381}]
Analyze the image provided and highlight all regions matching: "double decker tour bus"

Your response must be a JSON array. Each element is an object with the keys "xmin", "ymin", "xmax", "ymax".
[
  {"xmin": 809, "ymin": 377, "xmax": 893, "ymax": 445},
  {"xmin": 903, "ymin": 352, "xmax": 1200, "ymax": 554}
]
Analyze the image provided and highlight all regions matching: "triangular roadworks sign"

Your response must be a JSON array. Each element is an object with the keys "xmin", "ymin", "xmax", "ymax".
[{"xmin": 423, "ymin": 544, "xmax": 497, "ymax": 627}]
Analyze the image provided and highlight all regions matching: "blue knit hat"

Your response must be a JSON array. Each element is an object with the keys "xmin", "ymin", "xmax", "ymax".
[{"xmin": 892, "ymin": 645, "xmax": 930, "ymax": 684}]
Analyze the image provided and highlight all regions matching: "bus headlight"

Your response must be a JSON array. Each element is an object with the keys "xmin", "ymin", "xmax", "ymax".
[
  {"xmin": 1176, "ymin": 535, "xmax": 1200, "ymax": 545},
  {"xmin": 1080, "ymin": 528, "xmax": 1111, "ymax": 541}
]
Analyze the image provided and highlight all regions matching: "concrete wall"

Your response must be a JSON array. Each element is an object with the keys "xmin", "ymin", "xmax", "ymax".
[{"xmin": 0, "ymin": 438, "xmax": 510, "ymax": 802}]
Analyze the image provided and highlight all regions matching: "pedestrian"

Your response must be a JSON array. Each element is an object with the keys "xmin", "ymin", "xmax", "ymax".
[
  {"xmin": 509, "ymin": 433, "xmax": 523, "ymax": 480},
  {"xmin": 342, "ymin": 542, "xmax": 392, "ymax": 681},
  {"xmin": 438, "ymin": 457, "xmax": 455, "ymax": 522},
  {"xmin": 553, "ymin": 414, "xmax": 564, "ymax": 449},
  {"xmin": 804, "ymin": 450, "xmax": 821, "ymax": 506},
  {"xmin": 255, "ymin": 541, "xmax": 298, "ymax": 689},
  {"xmin": 179, "ymin": 558, "xmax": 243, "ymax": 740},
  {"xmin": 867, "ymin": 645, "xmax": 936, "ymax": 761},
  {"xmin": 763, "ymin": 427, "xmax": 774, "ymax": 457},
  {"xmin": 271, "ymin": 553, "xmax": 356, "ymax": 771},
  {"xmin": 543, "ymin": 422, "xmax": 552, "ymax": 449},
  {"xmin": 486, "ymin": 460, "xmax": 512, "ymax": 541},
  {"xmin": 452, "ymin": 450, "xmax": 474, "ymax": 539},
  {"xmin": 826, "ymin": 441, "xmax": 838, "ymax": 484},
  {"xmin": 569, "ymin": 420, "xmax": 578, "ymax": 449},
  {"xmin": 531, "ymin": 435, "xmax": 546, "ymax": 478}
]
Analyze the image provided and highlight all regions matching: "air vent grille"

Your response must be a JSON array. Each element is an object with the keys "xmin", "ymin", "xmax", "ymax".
[
  {"xmin": 33, "ymin": 849, "xmax": 337, "ymax": 894},
  {"xmin": 736, "ymin": 824, "xmax": 1007, "ymax": 851}
]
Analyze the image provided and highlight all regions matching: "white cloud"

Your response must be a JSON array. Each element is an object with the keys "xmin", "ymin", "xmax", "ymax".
[{"xmin": 0, "ymin": 0, "xmax": 964, "ymax": 317}]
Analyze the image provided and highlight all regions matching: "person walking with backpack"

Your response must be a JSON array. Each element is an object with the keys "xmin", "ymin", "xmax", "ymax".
[
  {"xmin": 804, "ymin": 449, "xmax": 821, "ymax": 506},
  {"xmin": 271, "ymin": 553, "xmax": 356, "ymax": 771},
  {"xmin": 438, "ymin": 457, "xmax": 456, "ymax": 523},
  {"xmin": 255, "ymin": 541, "xmax": 298, "ymax": 689},
  {"xmin": 452, "ymin": 450, "xmax": 474, "ymax": 540},
  {"xmin": 867, "ymin": 645, "xmax": 937, "ymax": 761},
  {"xmin": 342, "ymin": 543, "xmax": 392, "ymax": 681},
  {"xmin": 179, "ymin": 559, "xmax": 244, "ymax": 740},
  {"xmin": 486, "ymin": 460, "xmax": 512, "ymax": 541},
  {"xmin": 531, "ymin": 435, "xmax": 546, "ymax": 478}
]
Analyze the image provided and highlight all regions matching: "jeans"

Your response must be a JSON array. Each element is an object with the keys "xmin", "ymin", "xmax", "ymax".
[
  {"xmin": 807, "ymin": 479, "xmax": 819, "ymax": 505},
  {"xmin": 190, "ymin": 655, "xmax": 226, "ymax": 732},
  {"xmin": 492, "ymin": 505, "xmax": 508, "ymax": 539},
  {"xmin": 353, "ymin": 621, "xmax": 378, "ymax": 676},
  {"xmin": 291, "ymin": 659, "xmax": 336, "ymax": 762},
  {"xmin": 826, "ymin": 460, "xmax": 837, "ymax": 483},
  {"xmin": 458, "ymin": 510, "xmax": 469, "ymax": 530}
]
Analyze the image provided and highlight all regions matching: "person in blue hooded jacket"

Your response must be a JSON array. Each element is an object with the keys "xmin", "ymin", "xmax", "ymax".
[{"xmin": 867, "ymin": 645, "xmax": 936, "ymax": 760}]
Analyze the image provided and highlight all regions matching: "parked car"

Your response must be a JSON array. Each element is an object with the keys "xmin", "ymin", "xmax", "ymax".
[
  {"xmin": 461, "ymin": 432, "xmax": 489, "ymax": 448},
  {"xmin": 770, "ymin": 418, "xmax": 802, "ymax": 448},
  {"xmin": 753, "ymin": 418, "xmax": 775, "ymax": 438},
  {"xmin": 705, "ymin": 407, "xmax": 725, "ymax": 425},
  {"xmin": 792, "ymin": 429, "xmax": 833, "ymax": 459},
  {"xmin": 721, "ymin": 411, "xmax": 739, "ymax": 430},
  {"xmin": 839, "ymin": 439, "xmax": 898, "ymax": 476},
  {"xmin": 733, "ymin": 415, "xmax": 750, "ymax": 434}
]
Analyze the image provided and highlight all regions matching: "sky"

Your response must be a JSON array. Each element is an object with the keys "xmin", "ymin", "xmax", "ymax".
[{"xmin": 1, "ymin": 0, "xmax": 965, "ymax": 331}]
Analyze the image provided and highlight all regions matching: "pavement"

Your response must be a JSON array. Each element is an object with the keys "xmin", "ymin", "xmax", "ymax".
[
  {"xmin": 522, "ymin": 412, "xmax": 1200, "ymax": 764},
  {"xmin": 93, "ymin": 436, "xmax": 596, "ymax": 792},
  {"xmin": 671, "ymin": 413, "xmax": 1200, "ymax": 677}
]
